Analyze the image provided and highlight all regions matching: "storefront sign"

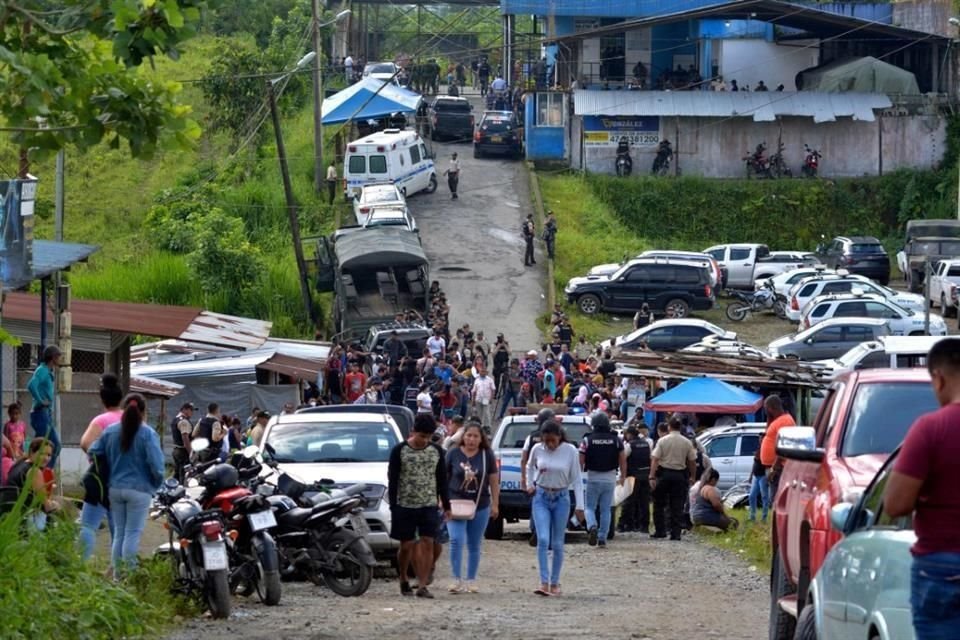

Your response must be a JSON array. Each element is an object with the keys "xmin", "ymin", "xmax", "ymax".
[{"xmin": 582, "ymin": 115, "xmax": 659, "ymax": 147}]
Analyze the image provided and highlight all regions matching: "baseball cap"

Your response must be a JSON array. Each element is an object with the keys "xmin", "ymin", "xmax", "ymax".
[{"xmin": 256, "ymin": 410, "xmax": 271, "ymax": 419}]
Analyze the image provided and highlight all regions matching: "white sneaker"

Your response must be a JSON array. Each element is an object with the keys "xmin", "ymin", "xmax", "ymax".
[
  {"xmin": 448, "ymin": 581, "xmax": 464, "ymax": 594},
  {"xmin": 465, "ymin": 580, "xmax": 479, "ymax": 593}
]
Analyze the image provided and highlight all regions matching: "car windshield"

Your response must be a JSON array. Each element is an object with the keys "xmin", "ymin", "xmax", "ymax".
[
  {"xmin": 265, "ymin": 421, "xmax": 399, "ymax": 463},
  {"xmin": 850, "ymin": 243, "xmax": 885, "ymax": 254},
  {"xmin": 842, "ymin": 382, "xmax": 939, "ymax": 456},
  {"xmin": 368, "ymin": 63, "xmax": 395, "ymax": 74},
  {"xmin": 436, "ymin": 100, "xmax": 470, "ymax": 112},
  {"xmin": 498, "ymin": 421, "xmax": 591, "ymax": 450}
]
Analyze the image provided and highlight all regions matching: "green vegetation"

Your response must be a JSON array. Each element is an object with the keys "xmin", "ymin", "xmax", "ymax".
[
  {"xmin": 695, "ymin": 507, "xmax": 773, "ymax": 575},
  {"xmin": 0, "ymin": 498, "xmax": 194, "ymax": 639}
]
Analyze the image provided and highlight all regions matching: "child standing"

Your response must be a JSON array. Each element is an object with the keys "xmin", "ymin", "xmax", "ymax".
[{"xmin": 4, "ymin": 403, "xmax": 26, "ymax": 457}]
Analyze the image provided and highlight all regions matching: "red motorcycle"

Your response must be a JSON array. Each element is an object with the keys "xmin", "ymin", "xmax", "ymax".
[
  {"xmin": 190, "ymin": 450, "xmax": 282, "ymax": 606},
  {"xmin": 744, "ymin": 143, "xmax": 771, "ymax": 178},
  {"xmin": 802, "ymin": 144, "xmax": 822, "ymax": 178}
]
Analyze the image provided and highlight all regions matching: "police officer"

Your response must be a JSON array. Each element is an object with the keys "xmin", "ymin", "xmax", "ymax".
[
  {"xmin": 520, "ymin": 407, "xmax": 556, "ymax": 546},
  {"xmin": 578, "ymin": 412, "xmax": 626, "ymax": 547},
  {"xmin": 192, "ymin": 402, "xmax": 224, "ymax": 462},
  {"xmin": 619, "ymin": 425, "xmax": 651, "ymax": 533},
  {"xmin": 170, "ymin": 402, "xmax": 196, "ymax": 483},
  {"xmin": 649, "ymin": 417, "xmax": 697, "ymax": 540}
]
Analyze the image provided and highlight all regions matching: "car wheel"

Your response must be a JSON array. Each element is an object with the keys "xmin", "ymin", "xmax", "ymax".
[
  {"xmin": 665, "ymin": 298, "xmax": 691, "ymax": 318},
  {"xmin": 770, "ymin": 553, "xmax": 797, "ymax": 640},
  {"xmin": 578, "ymin": 294, "xmax": 601, "ymax": 315},
  {"xmin": 794, "ymin": 602, "xmax": 817, "ymax": 640},
  {"xmin": 942, "ymin": 294, "xmax": 955, "ymax": 318},
  {"xmin": 484, "ymin": 514, "xmax": 504, "ymax": 540},
  {"xmin": 425, "ymin": 174, "xmax": 438, "ymax": 194}
]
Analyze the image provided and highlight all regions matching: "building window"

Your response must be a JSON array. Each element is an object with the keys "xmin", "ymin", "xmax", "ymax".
[
  {"xmin": 72, "ymin": 350, "xmax": 105, "ymax": 374},
  {"xmin": 16, "ymin": 344, "xmax": 33, "ymax": 369},
  {"xmin": 536, "ymin": 93, "xmax": 564, "ymax": 127}
]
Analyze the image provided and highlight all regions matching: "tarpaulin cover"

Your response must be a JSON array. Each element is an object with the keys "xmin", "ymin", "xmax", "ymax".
[
  {"xmin": 797, "ymin": 57, "xmax": 919, "ymax": 95},
  {"xmin": 321, "ymin": 77, "xmax": 422, "ymax": 125},
  {"xmin": 644, "ymin": 377, "xmax": 763, "ymax": 413}
]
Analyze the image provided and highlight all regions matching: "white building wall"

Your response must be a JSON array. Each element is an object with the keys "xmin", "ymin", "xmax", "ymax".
[{"xmin": 719, "ymin": 40, "xmax": 820, "ymax": 91}]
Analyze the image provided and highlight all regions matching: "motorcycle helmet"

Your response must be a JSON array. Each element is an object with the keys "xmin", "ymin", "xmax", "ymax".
[
  {"xmin": 536, "ymin": 407, "xmax": 556, "ymax": 426},
  {"xmin": 201, "ymin": 463, "xmax": 239, "ymax": 493},
  {"xmin": 590, "ymin": 411, "xmax": 612, "ymax": 431}
]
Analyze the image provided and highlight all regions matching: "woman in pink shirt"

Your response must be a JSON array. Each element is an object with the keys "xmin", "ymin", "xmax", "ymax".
[
  {"xmin": 4, "ymin": 403, "xmax": 26, "ymax": 457},
  {"xmin": 78, "ymin": 373, "xmax": 125, "ymax": 560}
]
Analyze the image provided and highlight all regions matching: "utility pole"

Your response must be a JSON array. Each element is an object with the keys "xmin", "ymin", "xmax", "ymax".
[
  {"xmin": 267, "ymin": 75, "xmax": 317, "ymax": 328},
  {"xmin": 312, "ymin": 0, "xmax": 323, "ymax": 193}
]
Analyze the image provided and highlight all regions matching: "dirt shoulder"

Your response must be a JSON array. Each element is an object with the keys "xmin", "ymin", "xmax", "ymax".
[{"xmin": 166, "ymin": 525, "xmax": 767, "ymax": 640}]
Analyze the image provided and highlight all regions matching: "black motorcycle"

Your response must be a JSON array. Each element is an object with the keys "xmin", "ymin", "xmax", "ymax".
[
  {"xmin": 152, "ymin": 477, "xmax": 232, "ymax": 618},
  {"xmin": 652, "ymin": 140, "xmax": 672, "ymax": 176},
  {"xmin": 615, "ymin": 138, "xmax": 633, "ymax": 177}
]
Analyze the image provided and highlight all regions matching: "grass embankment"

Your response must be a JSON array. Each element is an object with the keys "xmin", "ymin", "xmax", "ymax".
[
  {"xmin": 0, "ymin": 499, "xmax": 195, "ymax": 639},
  {"xmin": 695, "ymin": 507, "xmax": 773, "ymax": 575}
]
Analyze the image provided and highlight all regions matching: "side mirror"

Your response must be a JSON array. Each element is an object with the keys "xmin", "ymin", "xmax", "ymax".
[
  {"xmin": 805, "ymin": 337, "xmax": 814, "ymax": 345},
  {"xmin": 829, "ymin": 503, "xmax": 853, "ymax": 532},
  {"xmin": 776, "ymin": 426, "xmax": 825, "ymax": 463},
  {"xmin": 192, "ymin": 437, "xmax": 210, "ymax": 454}
]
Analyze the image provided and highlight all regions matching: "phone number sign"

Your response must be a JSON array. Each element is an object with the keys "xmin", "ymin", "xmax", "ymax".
[{"xmin": 583, "ymin": 115, "xmax": 660, "ymax": 147}]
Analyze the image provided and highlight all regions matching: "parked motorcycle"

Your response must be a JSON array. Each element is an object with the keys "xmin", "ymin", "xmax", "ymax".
[
  {"xmin": 188, "ymin": 447, "xmax": 282, "ymax": 606},
  {"xmin": 768, "ymin": 141, "xmax": 792, "ymax": 178},
  {"xmin": 651, "ymin": 139, "xmax": 672, "ymax": 176},
  {"xmin": 615, "ymin": 138, "xmax": 633, "ymax": 177},
  {"xmin": 248, "ymin": 455, "xmax": 377, "ymax": 597},
  {"xmin": 151, "ymin": 468, "xmax": 232, "ymax": 618},
  {"xmin": 744, "ymin": 143, "xmax": 771, "ymax": 179},
  {"xmin": 725, "ymin": 281, "xmax": 787, "ymax": 321},
  {"xmin": 802, "ymin": 144, "xmax": 822, "ymax": 178}
]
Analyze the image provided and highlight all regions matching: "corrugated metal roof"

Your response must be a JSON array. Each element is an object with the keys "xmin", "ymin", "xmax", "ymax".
[
  {"xmin": 2, "ymin": 293, "xmax": 271, "ymax": 348},
  {"xmin": 258, "ymin": 353, "xmax": 324, "ymax": 381},
  {"xmin": 132, "ymin": 349, "xmax": 275, "ymax": 381},
  {"xmin": 573, "ymin": 90, "xmax": 892, "ymax": 123},
  {"xmin": 2, "ymin": 240, "xmax": 99, "ymax": 292},
  {"xmin": 130, "ymin": 374, "xmax": 184, "ymax": 399}
]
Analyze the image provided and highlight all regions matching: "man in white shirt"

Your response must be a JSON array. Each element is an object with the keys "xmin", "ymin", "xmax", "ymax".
[
  {"xmin": 325, "ymin": 162, "xmax": 337, "ymax": 205},
  {"xmin": 443, "ymin": 153, "xmax": 461, "ymax": 200},
  {"xmin": 490, "ymin": 75, "xmax": 506, "ymax": 92},
  {"xmin": 426, "ymin": 330, "xmax": 446, "ymax": 358},
  {"xmin": 471, "ymin": 365, "xmax": 497, "ymax": 429},
  {"xmin": 344, "ymin": 54, "xmax": 354, "ymax": 82}
]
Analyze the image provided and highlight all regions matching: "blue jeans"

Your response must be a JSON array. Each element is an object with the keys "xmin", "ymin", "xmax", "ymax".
[
  {"xmin": 748, "ymin": 474, "xmax": 770, "ymax": 522},
  {"xmin": 447, "ymin": 505, "xmax": 491, "ymax": 581},
  {"xmin": 79, "ymin": 501, "xmax": 114, "ymax": 561},
  {"xmin": 109, "ymin": 487, "xmax": 152, "ymax": 572},
  {"xmin": 585, "ymin": 480, "xmax": 615, "ymax": 542},
  {"xmin": 911, "ymin": 552, "xmax": 960, "ymax": 640},
  {"xmin": 30, "ymin": 408, "xmax": 60, "ymax": 469},
  {"xmin": 532, "ymin": 488, "xmax": 569, "ymax": 585}
]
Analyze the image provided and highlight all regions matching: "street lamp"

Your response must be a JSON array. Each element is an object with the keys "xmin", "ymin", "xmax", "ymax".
[
  {"xmin": 312, "ymin": 7, "xmax": 352, "ymax": 192},
  {"xmin": 267, "ymin": 50, "xmax": 319, "ymax": 328}
]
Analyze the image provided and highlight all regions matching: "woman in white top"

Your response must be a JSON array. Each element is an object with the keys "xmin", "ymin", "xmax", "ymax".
[
  {"xmin": 416, "ymin": 382, "xmax": 433, "ymax": 414},
  {"xmin": 525, "ymin": 421, "xmax": 585, "ymax": 596}
]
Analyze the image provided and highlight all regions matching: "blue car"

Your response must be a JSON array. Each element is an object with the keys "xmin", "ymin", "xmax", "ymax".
[{"xmin": 796, "ymin": 448, "xmax": 915, "ymax": 640}]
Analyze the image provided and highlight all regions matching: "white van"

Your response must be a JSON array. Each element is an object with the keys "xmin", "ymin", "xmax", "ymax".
[
  {"xmin": 816, "ymin": 334, "xmax": 947, "ymax": 380},
  {"xmin": 343, "ymin": 129, "xmax": 437, "ymax": 201}
]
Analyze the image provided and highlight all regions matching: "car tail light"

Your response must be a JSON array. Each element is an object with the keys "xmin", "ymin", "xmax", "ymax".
[
  {"xmin": 201, "ymin": 521, "xmax": 222, "ymax": 542},
  {"xmin": 705, "ymin": 284, "xmax": 712, "ymax": 298},
  {"xmin": 791, "ymin": 296, "xmax": 799, "ymax": 311},
  {"xmin": 360, "ymin": 206, "xmax": 369, "ymax": 214}
]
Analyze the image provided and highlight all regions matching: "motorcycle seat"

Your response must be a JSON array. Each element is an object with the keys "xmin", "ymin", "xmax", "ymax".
[{"xmin": 278, "ymin": 506, "xmax": 314, "ymax": 527}]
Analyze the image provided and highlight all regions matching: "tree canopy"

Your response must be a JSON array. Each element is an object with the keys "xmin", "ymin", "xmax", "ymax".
[{"xmin": 0, "ymin": 0, "xmax": 216, "ymax": 160}]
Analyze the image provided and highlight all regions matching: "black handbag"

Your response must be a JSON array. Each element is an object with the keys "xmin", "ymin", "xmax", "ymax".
[{"xmin": 81, "ymin": 452, "xmax": 110, "ymax": 507}]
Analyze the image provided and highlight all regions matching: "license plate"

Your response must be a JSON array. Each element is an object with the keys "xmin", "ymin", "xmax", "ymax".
[
  {"xmin": 248, "ymin": 510, "xmax": 277, "ymax": 532},
  {"xmin": 490, "ymin": 135, "xmax": 502, "ymax": 142},
  {"xmin": 348, "ymin": 513, "xmax": 370, "ymax": 536},
  {"xmin": 202, "ymin": 542, "xmax": 228, "ymax": 571}
]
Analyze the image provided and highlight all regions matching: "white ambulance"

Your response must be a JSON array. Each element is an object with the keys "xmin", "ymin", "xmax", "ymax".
[{"xmin": 343, "ymin": 129, "xmax": 437, "ymax": 201}]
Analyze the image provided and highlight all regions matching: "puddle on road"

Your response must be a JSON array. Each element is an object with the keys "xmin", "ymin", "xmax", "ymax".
[{"xmin": 488, "ymin": 227, "xmax": 524, "ymax": 245}]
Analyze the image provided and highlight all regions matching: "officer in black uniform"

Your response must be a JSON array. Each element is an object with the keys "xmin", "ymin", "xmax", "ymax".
[
  {"xmin": 192, "ymin": 402, "xmax": 223, "ymax": 462},
  {"xmin": 619, "ymin": 425, "xmax": 651, "ymax": 533},
  {"xmin": 520, "ymin": 407, "xmax": 556, "ymax": 546},
  {"xmin": 579, "ymin": 412, "xmax": 626, "ymax": 547}
]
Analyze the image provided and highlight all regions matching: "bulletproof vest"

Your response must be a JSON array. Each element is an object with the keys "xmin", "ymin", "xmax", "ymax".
[
  {"xmin": 627, "ymin": 438, "xmax": 651, "ymax": 473},
  {"xmin": 170, "ymin": 415, "xmax": 187, "ymax": 447},
  {"xmin": 525, "ymin": 429, "xmax": 542, "ymax": 453},
  {"xmin": 583, "ymin": 430, "xmax": 620, "ymax": 472},
  {"xmin": 195, "ymin": 416, "xmax": 217, "ymax": 441}
]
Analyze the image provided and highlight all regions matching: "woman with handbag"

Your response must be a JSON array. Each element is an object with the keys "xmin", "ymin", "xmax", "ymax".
[
  {"xmin": 78, "ymin": 373, "xmax": 124, "ymax": 561},
  {"xmin": 445, "ymin": 419, "xmax": 499, "ymax": 594}
]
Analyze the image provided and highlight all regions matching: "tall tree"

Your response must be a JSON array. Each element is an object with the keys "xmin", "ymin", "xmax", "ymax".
[{"xmin": 0, "ymin": 0, "xmax": 216, "ymax": 166}]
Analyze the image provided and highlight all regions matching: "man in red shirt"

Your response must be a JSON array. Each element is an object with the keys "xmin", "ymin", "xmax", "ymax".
[
  {"xmin": 885, "ymin": 339, "xmax": 960, "ymax": 640},
  {"xmin": 342, "ymin": 362, "xmax": 367, "ymax": 404},
  {"xmin": 758, "ymin": 395, "xmax": 795, "ymax": 495}
]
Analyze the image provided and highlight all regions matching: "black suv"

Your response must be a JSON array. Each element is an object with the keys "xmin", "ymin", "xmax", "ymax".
[
  {"xmin": 564, "ymin": 258, "xmax": 715, "ymax": 317},
  {"xmin": 474, "ymin": 110, "xmax": 522, "ymax": 159},
  {"xmin": 428, "ymin": 97, "xmax": 474, "ymax": 142},
  {"xmin": 816, "ymin": 236, "xmax": 890, "ymax": 285}
]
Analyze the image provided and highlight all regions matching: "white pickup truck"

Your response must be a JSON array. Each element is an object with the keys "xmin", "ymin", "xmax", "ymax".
[
  {"xmin": 704, "ymin": 243, "xmax": 815, "ymax": 289},
  {"xmin": 928, "ymin": 259, "xmax": 960, "ymax": 317}
]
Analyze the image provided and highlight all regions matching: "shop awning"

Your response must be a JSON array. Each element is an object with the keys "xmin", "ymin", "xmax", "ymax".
[{"xmin": 644, "ymin": 377, "xmax": 764, "ymax": 413}]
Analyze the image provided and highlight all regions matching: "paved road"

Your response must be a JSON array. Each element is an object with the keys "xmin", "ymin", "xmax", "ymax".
[{"xmin": 410, "ymin": 94, "xmax": 546, "ymax": 353}]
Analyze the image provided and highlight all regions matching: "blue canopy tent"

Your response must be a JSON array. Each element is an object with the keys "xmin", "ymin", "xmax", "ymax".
[
  {"xmin": 321, "ymin": 77, "xmax": 422, "ymax": 125},
  {"xmin": 644, "ymin": 377, "xmax": 763, "ymax": 414}
]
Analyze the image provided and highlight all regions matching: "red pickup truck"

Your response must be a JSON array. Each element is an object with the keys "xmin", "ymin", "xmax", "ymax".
[{"xmin": 768, "ymin": 368, "xmax": 939, "ymax": 640}]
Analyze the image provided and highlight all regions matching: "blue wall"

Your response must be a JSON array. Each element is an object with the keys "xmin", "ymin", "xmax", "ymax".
[
  {"xmin": 651, "ymin": 21, "xmax": 698, "ymax": 78},
  {"xmin": 502, "ymin": 0, "xmax": 720, "ymax": 18}
]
